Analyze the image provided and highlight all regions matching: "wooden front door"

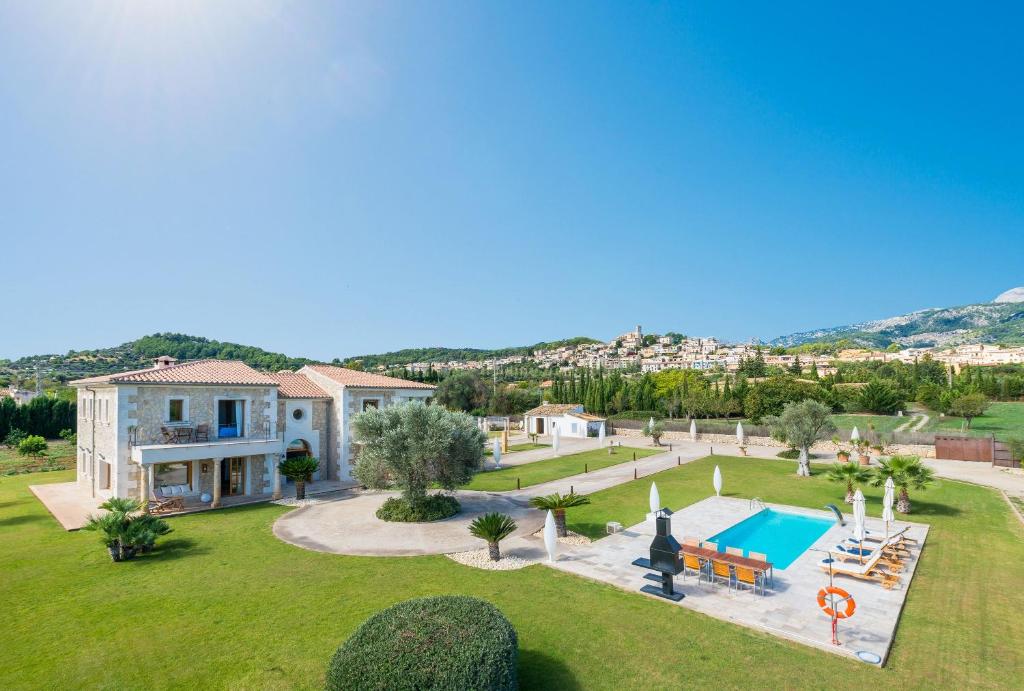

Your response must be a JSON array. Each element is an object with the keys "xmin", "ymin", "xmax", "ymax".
[
  {"xmin": 221, "ymin": 457, "xmax": 246, "ymax": 495},
  {"xmin": 536, "ymin": 417, "xmax": 545, "ymax": 434}
]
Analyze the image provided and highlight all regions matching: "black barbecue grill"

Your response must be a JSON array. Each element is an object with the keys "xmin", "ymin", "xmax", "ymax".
[{"xmin": 635, "ymin": 508, "xmax": 685, "ymax": 601}]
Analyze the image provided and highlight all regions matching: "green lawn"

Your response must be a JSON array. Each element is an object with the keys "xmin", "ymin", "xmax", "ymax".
[
  {"xmin": 830, "ymin": 414, "xmax": 909, "ymax": 435},
  {"xmin": 0, "ymin": 439, "xmax": 75, "ymax": 475},
  {"xmin": 463, "ymin": 447, "xmax": 661, "ymax": 492},
  {"xmin": 485, "ymin": 442, "xmax": 547, "ymax": 455},
  {"xmin": 1, "ymin": 460, "xmax": 1021, "ymax": 689},
  {"xmin": 927, "ymin": 401, "xmax": 1024, "ymax": 437}
]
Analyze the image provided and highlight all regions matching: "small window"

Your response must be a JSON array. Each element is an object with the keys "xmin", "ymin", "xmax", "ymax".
[
  {"xmin": 571, "ymin": 423, "xmax": 578, "ymax": 434},
  {"xmin": 168, "ymin": 399, "xmax": 185, "ymax": 423},
  {"xmin": 362, "ymin": 399, "xmax": 380, "ymax": 411},
  {"xmin": 292, "ymin": 408, "xmax": 304, "ymax": 421}
]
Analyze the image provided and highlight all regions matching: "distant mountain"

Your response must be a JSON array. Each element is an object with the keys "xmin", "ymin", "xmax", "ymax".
[
  {"xmin": 772, "ymin": 289, "xmax": 1024, "ymax": 349},
  {"xmin": 342, "ymin": 337, "xmax": 602, "ymax": 369},
  {"xmin": 2, "ymin": 333, "xmax": 318, "ymax": 381},
  {"xmin": 0, "ymin": 333, "xmax": 603, "ymax": 381}
]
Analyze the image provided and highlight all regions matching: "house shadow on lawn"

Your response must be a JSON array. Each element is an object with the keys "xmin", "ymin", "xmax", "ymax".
[
  {"xmin": 904, "ymin": 499, "xmax": 960, "ymax": 518},
  {"xmin": 141, "ymin": 538, "xmax": 207, "ymax": 562},
  {"xmin": 518, "ymin": 648, "xmax": 581, "ymax": 690}
]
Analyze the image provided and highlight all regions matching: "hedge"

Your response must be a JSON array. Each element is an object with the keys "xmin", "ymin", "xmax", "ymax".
[{"xmin": 326, "ymin": 595, "xmax": 518, "ymax": 691}]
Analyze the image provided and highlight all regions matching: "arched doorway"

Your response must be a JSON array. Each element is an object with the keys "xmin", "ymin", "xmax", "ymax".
[
  {"xmin": 286, "ymin": 439, "xmax": 312, "ymax": 459},
  {"xmin": 285, "ymin": 439, "xmax": 318, "ymax": 481}
]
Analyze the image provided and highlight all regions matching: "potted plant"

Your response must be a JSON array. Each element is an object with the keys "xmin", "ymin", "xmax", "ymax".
[
  {"xmin": 855, "ymin": 439, "xmax": 871, "ymax": 466},
  {"xmin": 278, "ymin": 455, "xmax": 320, "ymax": 500},
  {"xmin": 834, "ymin": 439, "xmax": 850, "ymax": 462}
]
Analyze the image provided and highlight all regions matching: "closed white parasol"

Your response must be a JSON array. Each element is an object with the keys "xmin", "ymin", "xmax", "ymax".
[
  {"xmin": 713, "ymin": 465, "xmax": 722, "ymax": 497},
  {"xmin": 852, "ymin": 488, "xmax": 867, "ymax": 563}
]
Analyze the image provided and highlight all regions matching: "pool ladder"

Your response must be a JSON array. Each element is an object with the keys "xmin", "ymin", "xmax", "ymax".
[{"xmin": 749, "ymin": 497, "xmax": 766, "ymax": 511}]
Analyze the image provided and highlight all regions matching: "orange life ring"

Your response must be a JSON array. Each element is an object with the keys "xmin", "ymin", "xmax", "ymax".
[{"xmin": 817, "ymin": 586, "xmax": 856, "ymax": 619}]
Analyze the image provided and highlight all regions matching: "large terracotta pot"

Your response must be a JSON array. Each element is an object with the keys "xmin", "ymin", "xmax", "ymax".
[{"xmin": 858, "ymin": 454, "xmax": 871, "ymax": 466}]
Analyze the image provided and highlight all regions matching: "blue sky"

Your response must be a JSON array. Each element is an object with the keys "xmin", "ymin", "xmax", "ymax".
[{"xmin": 2, "ymin": 2, "xmax": 1022, "ymax": 360}]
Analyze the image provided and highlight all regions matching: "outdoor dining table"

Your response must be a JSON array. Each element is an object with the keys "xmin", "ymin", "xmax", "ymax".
[
  {"xmin": 172, "ymin": 427, "xmax": 194, "ymax": 443},
  {"xmin": 679, "ymin": 544, "xmax": 774, "ymax": 589}
]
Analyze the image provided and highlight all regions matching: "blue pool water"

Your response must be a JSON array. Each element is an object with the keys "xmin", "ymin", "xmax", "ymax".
[{"xmin": 707, "ymin": 509, "xmax": 835, "ymax": 569}]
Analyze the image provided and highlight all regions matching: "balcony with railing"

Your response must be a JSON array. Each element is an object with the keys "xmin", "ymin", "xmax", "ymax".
[{"xmin": 128, "ymin": 421, "xmax": 282, "ymax": 465}]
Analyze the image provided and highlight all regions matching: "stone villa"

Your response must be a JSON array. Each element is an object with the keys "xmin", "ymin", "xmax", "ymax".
[{"xmin": 69, "ymin": 357, "xmax": 434, "ymax": 509}]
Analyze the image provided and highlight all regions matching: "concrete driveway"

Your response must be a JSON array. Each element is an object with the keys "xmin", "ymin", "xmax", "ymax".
[{"xmin": 273, "ymin": 490, "xmax": 544, "ymax": 556}]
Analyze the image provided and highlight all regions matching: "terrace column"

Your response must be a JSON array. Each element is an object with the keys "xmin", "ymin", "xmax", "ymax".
[
  {"xmin": 140, "ymin": 464, "xmax": 152, "ymax": 512},
  {"xmin": 271, "ymin": 455, "xmax": 282, "ymax": 500},
  {"xmin": 212, "ymin": 458, "xmax": 222, "ymax": 508}
]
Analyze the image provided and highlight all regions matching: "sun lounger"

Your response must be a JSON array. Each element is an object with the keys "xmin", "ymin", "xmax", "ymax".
[
  {"xmin": 831, "ymin": 544, "xmax": 905, "ymax": 571},
  {"xmin": 820, "ymin": 551, "xmax": 900, "ymax": 589}
]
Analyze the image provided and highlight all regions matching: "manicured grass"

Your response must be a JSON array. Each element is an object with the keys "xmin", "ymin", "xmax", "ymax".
[
  {"xmin": 463, "ymin": 447, "xmax": 661, "ymax": 492},
  {"xmin": 928, "ymin": 401, "xmax": 1024, "ymax": 437},
  {"xmin": 830, "ymin": 414, "xmax": 909, "ymax": 435},
  {"xmin": 1, "ymin": 462, "xmax": 1021, "ymax": 689},
  {"xmin": 485, "ymin": 442, "xmax": 547, "ymax": 455},
  {"xmin": 0, "ymin": 439, "xmax": 75, "ymax": 475}
]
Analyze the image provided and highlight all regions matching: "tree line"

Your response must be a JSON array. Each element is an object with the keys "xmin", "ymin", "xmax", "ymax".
[{"xmin": 0, "ymin": 396, "xmax": 77, "ymax": 442}]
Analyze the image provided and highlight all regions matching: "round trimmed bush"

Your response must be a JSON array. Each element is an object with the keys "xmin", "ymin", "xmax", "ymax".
[
  {"xmin": 375, "ymin": 495, "xmax": 460, "ymax": 522},
  {"xmin": 776, "ymin": 449, "xmax": 801, "ymax": 460},
  {"xmin": 326, "ymin": 595, "xmax": 518, "ymax": 691}
]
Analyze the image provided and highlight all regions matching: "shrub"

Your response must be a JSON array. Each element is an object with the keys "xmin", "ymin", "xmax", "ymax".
[
  {"xmin": 776, "ymin": 449, "xmax": 801, "ymax": 460},
  {"xmin": 376, "ymin": 495, "xmax": 460, "ymax": 522},
  {"xmin": 59, "ymin": 428, "xmax": 77, "ymax": 445},
  {"xmin": 278, "ymin": 455, "xmax": 319, "ymax": 500},
  {"xmin": 326, "ymin": 596, "xmax": 518, "ymax": 691},
  {"xmin": 858, "ymin": 380, "xmax": 903, "ymax": 415},
  {"xmin": 3, "ymin": 428, "xmax": 27, "ymax": 448},
  {"xmin": 17, "ymin": 435, "xmax": 48, "ymax": 457}
]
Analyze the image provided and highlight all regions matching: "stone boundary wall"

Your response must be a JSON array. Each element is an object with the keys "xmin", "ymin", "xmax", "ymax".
[{"xmin": 612, "ymin": 427, "xmax": 935, "ymax": 458}]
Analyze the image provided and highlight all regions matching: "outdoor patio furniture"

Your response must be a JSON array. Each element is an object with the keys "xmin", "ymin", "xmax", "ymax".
[
  {"xmin": 679, "ymin": 544, "xmax": 773, "ymax": 593},
  {"xmin": 710, "ymin": 559, "xmax": 734, "ymax": 589},
  {"xmin": 681, "ymin": 552, "xmax": 708, "ymax": 583},
  {"xmin": 820, "ymin": 552, "xmax": 900, "ymax": 589},
  {"xmin": 734, "ymin": 564, "xmax": 765, "ymax": 595},
  {"xmin": 160, "ymin": 426, "xmax": 176, "ymax": 444},
  {"xmin": 702, "ymin": 541, "xmax": 718, "ymax": 551},
  {"xmin": 682, "ymin": 536, "xmax": 699, "ymax": 546},
  {"xmin": 726, "ymin": 546, "xmax": 744, "ymax": 556},
  {"xmin": 193, "ymin": 423, "xmax": 210, "ymax": 442},
  {"xmin": 173, "ymin": 426, "xmax": 194, "ymax": 443},
  {"xmin": 148, "ymin": 489, "xmax": 184, "ymax": 514}
]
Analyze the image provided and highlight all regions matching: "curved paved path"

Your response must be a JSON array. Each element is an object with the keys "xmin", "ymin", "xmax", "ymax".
[{"xmin": 273, "ymin": 490, "xmax": 544, "ymax": 556}]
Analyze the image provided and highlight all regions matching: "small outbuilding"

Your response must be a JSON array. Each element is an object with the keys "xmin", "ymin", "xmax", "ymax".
[{"xmin": 522, "ymin": 403, "xmax": 605, "ymax": 438}]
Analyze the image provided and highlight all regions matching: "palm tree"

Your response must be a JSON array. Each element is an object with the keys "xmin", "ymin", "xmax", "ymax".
[
  {"xmin": 529, "ymin": 491, "xmax": 591, "ymax": 537},
  {"xmin": 278, "ymin": 456, "xmax": 320, "ymax": 500},
  {"xmin": 871, "ymin": 455, "xmax": 935, "ymax": 513},
  {"xmin": 824, "ymin": 462, "xmax": 873, "ymax": 504},
  {"xmin": 83, "ymin": 497, "xmax": 171, "ymax": 561},
  {"xmin": 468, "ymin": 512, "xmax": 518, "ymax": 561}
]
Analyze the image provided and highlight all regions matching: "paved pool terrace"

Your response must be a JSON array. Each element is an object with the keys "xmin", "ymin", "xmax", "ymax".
[{"xmin": 546, "ymin": 496, "xmax": 929, "ymax": 665}]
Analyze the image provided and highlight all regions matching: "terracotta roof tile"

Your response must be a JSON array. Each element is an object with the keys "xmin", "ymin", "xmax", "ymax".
[
  {"xmin": 304, "ymin": 365, "xmax": 436, "ymax": 390},
  {"xmin": 523, "ymin": 403, "xmax": 583, "ymax": 416},
  {"xmin": 271, "ymin": 372, "xmax": 331, "ymax": 399},
  {"xmin": 569, "ymin": 412, "xmax": 606, "ymax": 421},
  {"xmin": 71, "ymin": 360, "xmax": 277, "ymax": 387}
]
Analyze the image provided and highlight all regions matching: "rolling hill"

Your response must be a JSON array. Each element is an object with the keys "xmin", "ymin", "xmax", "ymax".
[{"xmin": 771, "ymin": 289, "xmax": 1024, "ymax": 349}]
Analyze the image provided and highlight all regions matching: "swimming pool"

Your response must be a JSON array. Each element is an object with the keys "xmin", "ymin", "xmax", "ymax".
[{"xmin": 707, "ymin": 508, "xmax": 835, "ymax": 569}]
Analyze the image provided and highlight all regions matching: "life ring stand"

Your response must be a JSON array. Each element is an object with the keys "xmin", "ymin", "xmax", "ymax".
[{"xmin": 817, "ymin": 586, "xmax": 856, "ymax": 619}]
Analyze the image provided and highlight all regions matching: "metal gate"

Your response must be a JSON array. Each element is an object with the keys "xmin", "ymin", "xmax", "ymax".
[{"xmin": 934, "ymin": 435, "xmax": 994, "ymax": 462}]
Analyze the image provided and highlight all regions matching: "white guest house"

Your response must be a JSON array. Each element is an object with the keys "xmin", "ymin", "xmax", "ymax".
[
  {"xmin": 69, "ymin": 357, "xmax": 434, "ymax": 512},
  {"xmin": 522, "ymin": 403, "xmax": 605, "ymax": 438}
]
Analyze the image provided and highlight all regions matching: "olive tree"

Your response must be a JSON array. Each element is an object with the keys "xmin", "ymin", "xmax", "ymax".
[
  {"xmin": 351, "ymin": 401, "xmax": 486, "ymax": 509},
  {"xmin": 768, "ymin": 400, "xmax": 836, "ymax": 477}
]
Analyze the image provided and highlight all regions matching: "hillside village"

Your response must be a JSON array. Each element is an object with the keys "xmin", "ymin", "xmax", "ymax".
[{"xmin": 394, "ymin": 325, "xmax": 1024, "ymax": 378}]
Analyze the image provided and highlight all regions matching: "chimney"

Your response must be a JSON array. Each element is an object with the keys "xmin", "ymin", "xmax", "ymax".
[{"xmin": 153, "ymin": 355, "xmax": 178, "ymax": 369}]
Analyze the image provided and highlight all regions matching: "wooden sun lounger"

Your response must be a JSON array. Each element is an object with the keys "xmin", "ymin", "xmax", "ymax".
[
  {"xmin": 148, "ymin": 489, "xmax": 185, "ymax": 514},
  {"xmin": 820, "ymin": 550, "xmax": 900, "ymax": 589}
]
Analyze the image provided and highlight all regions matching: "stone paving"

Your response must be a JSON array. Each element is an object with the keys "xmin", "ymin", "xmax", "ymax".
[{"xmin": 544, "ymin": 496, "xmax": 929, "ymax": 665}]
